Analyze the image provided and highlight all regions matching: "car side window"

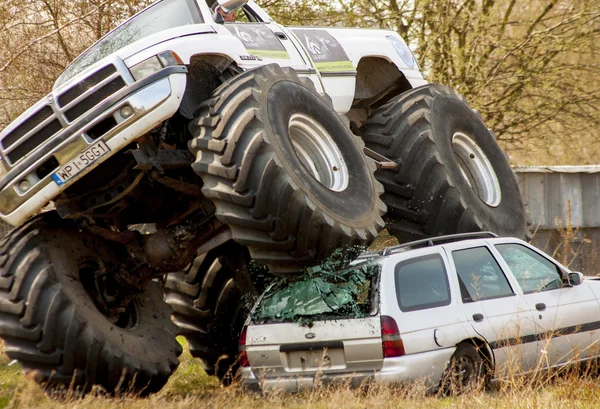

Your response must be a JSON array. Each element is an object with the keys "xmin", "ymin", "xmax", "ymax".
[
  {"xmin": 452, "ymin": 247, "xmax": 514, "ymax": 303},
  {"xmin": 394, "ymin": 254, "xmax": 451, "ymax": 312},
  {"xmin": 495, "ymin": 244, "xmax": 563, "ymax": 294}
]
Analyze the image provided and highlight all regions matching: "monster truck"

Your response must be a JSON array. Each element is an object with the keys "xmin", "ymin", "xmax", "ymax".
[{"xmin": 0, "ymin": 0, "xmax": 526, "ymax": 395}]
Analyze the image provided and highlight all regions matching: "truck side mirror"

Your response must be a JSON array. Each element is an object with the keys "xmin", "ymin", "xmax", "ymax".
[{"xmin": 217, "ymin": 0, "xmax": 248, "ymax": 13}]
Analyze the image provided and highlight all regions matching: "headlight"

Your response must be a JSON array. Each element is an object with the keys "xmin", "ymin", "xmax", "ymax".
[
  {"xmin": 129, "ymin": 51, "xmax": 183, "ymax": 81},
  {"xmin": 386, "ymin": 35, "xmax": 416, "ymax": 69}
]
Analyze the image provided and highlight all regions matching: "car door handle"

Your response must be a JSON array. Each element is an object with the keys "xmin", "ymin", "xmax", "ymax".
[
  {"xmin": 472, "ymin": 313, "xmax": 484, "ymax": 322},
  {"xmin": 535, "ymin": 303, "xmax": 546, "ymax": 311},
  {"xmin": 274, "ymin": 32, "xmax": 288, "ymax": 40}
]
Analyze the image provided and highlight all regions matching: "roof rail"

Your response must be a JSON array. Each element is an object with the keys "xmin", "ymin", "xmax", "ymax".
[{"xmin": 381, "ymin": 232, "xmax": 499, "ymax": 256}]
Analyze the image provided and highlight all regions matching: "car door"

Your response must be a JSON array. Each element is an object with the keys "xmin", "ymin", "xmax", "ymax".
[
  {"xmin": 444, "ymin": 242, "xmax": 539, "ymax": 373},
  {"xmin": 380, "ymin": 248, "xmax": 474, "ymax": 377},
  {"xmin": 493, "ymin": 242, "xmax": 600, "ymax": 367}
]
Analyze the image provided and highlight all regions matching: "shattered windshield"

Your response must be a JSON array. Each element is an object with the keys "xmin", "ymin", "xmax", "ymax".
[
  {"xmin": 252, "ymin": 257, "xmax": 380, "ymax": 325},
  {"xmin": 55, "ymin": 0, "xmax": 202, "ymax": 88}
]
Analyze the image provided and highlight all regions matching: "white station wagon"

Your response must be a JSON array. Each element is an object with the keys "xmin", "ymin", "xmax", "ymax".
[{"xmin": 238, "ymin": 232, "xmax": 600, "ymax": 393}]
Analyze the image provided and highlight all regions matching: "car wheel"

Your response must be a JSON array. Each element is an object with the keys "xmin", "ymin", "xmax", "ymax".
[
  {"xmin": 440, "ymin": 342, "xmax": 486, "ymax": 395},
  {"xmin": 363, "ymin": 83, "xmax": 527, "ymax": 241},
  {"xmin": 188, "ymin": 64, "xmax": 385, "ymax": 274}
]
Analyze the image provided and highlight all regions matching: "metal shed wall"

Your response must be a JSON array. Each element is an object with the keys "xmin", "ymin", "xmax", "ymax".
[{"xmin": 516, "ymin": 166, "xmax": 600, "ymax": 274}]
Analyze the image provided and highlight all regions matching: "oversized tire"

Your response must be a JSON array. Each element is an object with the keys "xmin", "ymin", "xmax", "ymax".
[
  {"xmin": 189, "ymin": 64, "xmax": 385, "ymax": 274},
  {"xmin": 0, "ymin": 213, "xmax": 181, "ymax": 395},
  {"xmin": 363, "ymin": 84, "xmax": 527, "ymax": 241},
  {"xmin": 164, "ymin": 240, "xmax": 257, "ymax": 381},
  {"xmin": 440, "ymin": 342, "xmax": 487, "ymax": 395}
]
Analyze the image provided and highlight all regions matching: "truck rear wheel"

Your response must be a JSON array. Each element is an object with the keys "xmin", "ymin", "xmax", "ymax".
[
  {"xmin": 188, "ymin": 64, "xmax": 385, "ymax": 274},
  {"xmin": 0, "ymin": 213, "xmax": 181, "ymax": 395},
  {"xmin": 363, "ymin": 84, "xmax": 527, "ymax": 241},
  {"xmin": 164, "ymin": 240, "xmax": 257, "ymax": 382}
]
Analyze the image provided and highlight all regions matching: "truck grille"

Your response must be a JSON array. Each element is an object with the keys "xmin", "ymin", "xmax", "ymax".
[
  {"xmin": 0, "ymin": 63, "xmax": 127, "ymax": 165},
  {"xmin": 57, "ymin": 65, "xmax": 118, "ymax": 108},
  {"xmin": 6, "ymin": 119, "xmax": 62, "ymax": 164},
  {"xmin": 64, "ymin": 77, "xmax": 126, "ymax": 122},
  {"xmin": 1, "ymin": 106, "xmax": 54, "ymax": 149}
]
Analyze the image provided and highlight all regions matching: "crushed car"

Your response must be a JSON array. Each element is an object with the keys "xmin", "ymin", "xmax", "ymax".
[
  {"xmin": 239, "ymin": 232, "xmax": 600, "ymax": 393},
  {"xmin": 0, "ymin": 0, "xmax": 527, "ymax": 395}
]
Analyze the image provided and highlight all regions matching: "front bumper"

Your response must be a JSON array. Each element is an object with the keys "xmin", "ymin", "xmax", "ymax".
[
  {"xmin": 240, "ymin": 347, "xmax": 456, "ymax": 393},
  {"xmin": 0, "ymin": 65, "xmax": 187, "ymax": 226}
]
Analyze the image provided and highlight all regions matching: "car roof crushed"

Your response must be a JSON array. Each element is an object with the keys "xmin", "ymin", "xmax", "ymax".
[{"xmin": 252, "ymin": 246, "xmax": 379, "ymax": 325}]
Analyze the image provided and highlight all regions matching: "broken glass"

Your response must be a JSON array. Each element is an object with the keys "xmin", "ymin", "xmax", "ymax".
[{"xmin": 252, "ymin": 246, "xmax": 380, "ymax": 325}]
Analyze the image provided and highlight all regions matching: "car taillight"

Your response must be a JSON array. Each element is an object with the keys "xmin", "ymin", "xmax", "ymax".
[
  {"xmin": 238, "ymin": 326, "xmax": 250, "ymax": 367},
  {"xmin": 381, "ymin": 315, "xmax": 405, "ymax": 358}
]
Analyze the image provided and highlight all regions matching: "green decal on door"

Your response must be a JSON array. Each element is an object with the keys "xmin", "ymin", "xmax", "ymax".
[
  {"xmin": 227, "ymin": 24, "xmax": 290, "ymax": 59},
  {"xmin": 292, "ymin": 29, "xmax": 354, "ymax": 72}
]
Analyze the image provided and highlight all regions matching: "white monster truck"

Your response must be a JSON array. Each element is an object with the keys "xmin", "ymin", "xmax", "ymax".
[{"xmin": 0, "ymin": 0, "xmax": 526, "ymax": 395}]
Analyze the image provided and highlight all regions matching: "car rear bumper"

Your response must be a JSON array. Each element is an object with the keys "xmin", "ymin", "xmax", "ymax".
[
  {"xmin": 0, "ymin": 67, "xmax": 187, "ymax": 226},
  {"xmin": 240, "ymin": 368, "xmax": 375, "ymax": 393},
  {"xmin": 240, "ymin": 347, "xmax": 456, "ymax": 392}
]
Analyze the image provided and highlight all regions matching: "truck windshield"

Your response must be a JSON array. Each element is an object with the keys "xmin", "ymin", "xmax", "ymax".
[
  {"xmin": 55, "ymin": 0, "xmax": 202, "ymax": 88},
  {"xmin": 252, "ymin": 261, "xmax": 380, "ymax": 325}
]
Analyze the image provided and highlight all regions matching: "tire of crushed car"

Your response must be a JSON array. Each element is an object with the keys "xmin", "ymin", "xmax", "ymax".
[
  {"xmin": 0, "ymin": 213, "xmax": 181, "ymax": 395},
  {"xmin": 440, "ymin": 342, "xmax": 486, "ymax": 395},
  {"xmin": 362, "ymin": 84, "xmax": 527, "ymax": 241},
  {"xmin": 188, "ymin": 64, "xmax": 386, "ymax": 274},
  {"xmin": 164, "ymin": 240, "xmax": 257, "ymax": 382}
]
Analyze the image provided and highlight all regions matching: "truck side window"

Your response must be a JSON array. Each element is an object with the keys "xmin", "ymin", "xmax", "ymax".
[
  {"xmin": 452, "ymin": 247, "xmax": 514, "ymax": 303},
  {"xmin": 394, "ymin": 254, "xmax": 451, "ymax": 312},
  {"xmin": 495, "ymin": 244, "xmax": 563, "ymax": 294}
]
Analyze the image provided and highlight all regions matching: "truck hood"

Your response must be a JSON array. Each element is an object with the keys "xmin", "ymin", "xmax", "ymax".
[{"xmin": 53, "ymin": 24, "xmax": 215, "ymax": 91}]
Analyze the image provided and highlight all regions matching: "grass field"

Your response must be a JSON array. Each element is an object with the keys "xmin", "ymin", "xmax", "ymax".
[{"xmin": 3, "ymin": 338, "xmax": 600, "ymax": 409}]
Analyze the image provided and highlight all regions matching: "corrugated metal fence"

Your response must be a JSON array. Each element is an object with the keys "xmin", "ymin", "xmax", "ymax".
[{"xmin": 516, "ymin": 166, "xmax": 600, "ymax": 275}]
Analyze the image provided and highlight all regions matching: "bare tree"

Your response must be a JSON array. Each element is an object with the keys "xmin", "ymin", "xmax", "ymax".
[{"xmin": 0, "ymin": 0, "xmax": 149, "ymax": 128}]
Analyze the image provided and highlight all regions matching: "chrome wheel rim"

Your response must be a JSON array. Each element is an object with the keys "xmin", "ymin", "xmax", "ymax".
[
  {"xmin": 452, "ymin": 132, "xmax": 502, "ymax": 207},
  {"xmin": 289, "ymin": 113, "xmax": 349, "ymax": 192}
]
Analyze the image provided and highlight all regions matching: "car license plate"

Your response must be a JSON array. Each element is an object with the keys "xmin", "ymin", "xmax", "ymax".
[
  {"xmin": 52, "ymin": 141, "xmax": 110, "ymax": 186},
  {"xmin": 285, "ymin": 348, "xmax": 345, "ymax": 371}
]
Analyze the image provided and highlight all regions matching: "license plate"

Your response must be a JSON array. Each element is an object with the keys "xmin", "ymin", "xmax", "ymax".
[
  {"xmin": 285, "ymin": 348, "xmax": 345, "ymax": 371},
  {"xmin": 52, "ymin": 141, "xmax": 110, "ymax": 186}
]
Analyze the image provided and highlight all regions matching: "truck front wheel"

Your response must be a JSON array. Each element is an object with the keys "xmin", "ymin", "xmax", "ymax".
[
  {"xmin": 0, "ymin": 213, "xmax": 181, "ymax": 395},
  {"xmin": 189, "ymin": 64, "xmax": 385, "ymax": 274},
  {"xmin": 164, "ymin": 240, "xmax": 257, "ymax": 383}
]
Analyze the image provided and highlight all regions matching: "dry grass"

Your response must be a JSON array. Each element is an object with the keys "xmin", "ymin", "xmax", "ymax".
[{"xmin": 3, "ymin": 337, "xmax": 600, "ymax": 409}]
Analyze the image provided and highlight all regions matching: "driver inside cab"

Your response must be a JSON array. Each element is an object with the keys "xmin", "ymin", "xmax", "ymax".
[{"xmin": 213, "ymin": 5, "xmax": 236, "ymax": 23}]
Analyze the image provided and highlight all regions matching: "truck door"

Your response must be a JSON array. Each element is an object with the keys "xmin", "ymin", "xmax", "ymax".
[
  {"xmin": 288, "ymin": 28, "xmax": 356, "ymax": 113},
  {"xmin": 211, "ymin": 3, "xmax": 324, "ymax": 93}
]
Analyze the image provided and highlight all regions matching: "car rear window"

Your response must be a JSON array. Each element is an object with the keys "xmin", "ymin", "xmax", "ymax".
[
  {"xmin": 251, "ymin": 261, "xmax": 380, "ymax": 324},
  {"xmin": 395, "ymin": 254, "xmax": 450, "ymax": 312}
]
